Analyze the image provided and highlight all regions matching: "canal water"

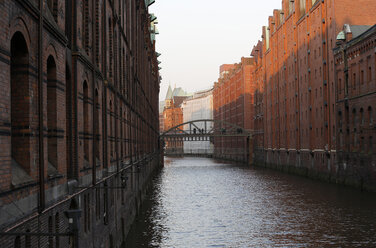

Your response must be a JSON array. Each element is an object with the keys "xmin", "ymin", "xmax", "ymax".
[{"xmin": 125, "ymin": 157, "xmax": 376, "ymax": 247}]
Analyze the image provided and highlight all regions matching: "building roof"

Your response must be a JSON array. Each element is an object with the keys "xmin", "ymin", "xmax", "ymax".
[
  {"xmin": 349, "ymin": 25, "xmax": 372, "ymax": 39},
  {"xmin": 173, "ymin": 96, "xmax": 190, "ymax": 108},
  {"xmin": 172, "ymin": 87, "xmax": 188, "ymax": 97},
  {"xmin": 337, "ymin": 24, "xmax": 372, "ymax": 40},
  {"xmin": 165, "ymin": 85, "xmax": 173, "ymax": 100}
]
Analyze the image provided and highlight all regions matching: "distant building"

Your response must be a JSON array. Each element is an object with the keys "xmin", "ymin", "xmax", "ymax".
[
  {"xmin": 163, "ymin": 85, "xmax": 191, "ymax": 153},
  {"xmin": 213, "ymin": 57, "xmax": 256, "ymax": 162},
  {"xmin": 334, "ymin": 24, "xmax": 376, "ymax": 188},
  {"xmin": 181, "ymin": 88, "xmax": 214, "ymax": 154},
  {"xmin": 159, "ymin": 101, "xmax": 165, "ymax": 132}
]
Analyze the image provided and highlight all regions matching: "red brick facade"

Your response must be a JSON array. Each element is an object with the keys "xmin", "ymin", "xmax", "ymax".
[
  {"xmin": 0, "ymin": 0, "xmax": 160, "ymax": 247},
  {"xmin": 211, "ymin": 0, "xmax": 376, "ymax": 189},
  {"xmin": 252, "ymin": 0, "xmax": 376, "ymax": 189},
  {"xmin": 334, "ymin": 25, "xmax": 376, "ymax": 190},
  {"xmin": 163, "ymin": 99, "xmax": 186, "ymax": 152},
  {"xmin": 213, "ymin": 58, "xmax": 256, "ymax": 162}
]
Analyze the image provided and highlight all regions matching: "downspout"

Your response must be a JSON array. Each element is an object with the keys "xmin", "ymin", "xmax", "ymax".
[
  {"xmin": 92, "ymin": 0, "xmax": 96, "ymax": 185},
  {"xmin": 73, "ymin": 0, "xmax": 79, "ymax": 180},
  {"xmin": 38, "ymin": 0, "xmax": 45, "ymax": 213},
  {"xmin": 103, "ymin": 0, "xmax": 108, "ymax": 171}
]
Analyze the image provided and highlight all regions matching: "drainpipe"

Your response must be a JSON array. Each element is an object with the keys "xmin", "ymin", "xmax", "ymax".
[
  {"xmin": 38, "ymin": 0, "xmax": 45, "ymax": 213},
  {"xmin": 73, "ymin": 0, "xmax": 79, "ymax": 180},
  {"xmin": 103, "ymin": 0, "xmax": 108, "ymax": 171},
  {"xmin": 91, "ymin": 0, "xmax": 96, "ymax": 185}
]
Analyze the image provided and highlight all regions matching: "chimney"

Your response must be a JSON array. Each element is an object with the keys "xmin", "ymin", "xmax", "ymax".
[{"xmin": 346, "ymin": 32, "xmax": 353, "ymax": 41}]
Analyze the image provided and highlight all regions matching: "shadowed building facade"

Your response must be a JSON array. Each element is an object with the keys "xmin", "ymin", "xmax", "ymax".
[
  {"xmin": 0, "ymin": 0, "xmax": 161, "ymax": 247},
  {"xmin": 334, "ymin": 24, "xmax": 376, "ymax": 190}
]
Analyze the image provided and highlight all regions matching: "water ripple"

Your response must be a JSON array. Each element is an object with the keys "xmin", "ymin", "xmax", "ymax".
[{"xmin": 125, "ymin": 157, "xmax": 376, "ymax": 247}]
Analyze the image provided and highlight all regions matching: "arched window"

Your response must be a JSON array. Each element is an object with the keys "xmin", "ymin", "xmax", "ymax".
[
  {"xmin": 353, "ymin": 73, "xmax": 356, "ymax": 89},
  {"xmin": 369, "ymin": 66, "xmax": 372, "ymax": 83},
  {"xmin": 360, "ymin": 108, "xmax": 364, "ymax": 126},
  {"xmin": 83, "ymin": 81, "xmax": 89, "ymax": 161},
  {"xmin": 353, "ymin": 108, "xmax": 357, "ymax": 129},
  {"xmin": 11, "ymin": 32, "xmax": 30, "ymax": 173},
  {"xmin": 368, "ymin": 106, "xmax": 373, "ymax": 125},
  {"xmin": 47, "ymin": 56, "xmax": 58, "ymax": 169}
]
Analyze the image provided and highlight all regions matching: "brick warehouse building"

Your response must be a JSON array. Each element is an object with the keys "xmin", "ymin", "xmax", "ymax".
[
  {"xmin": 0, "ymin": 0, "xmax": 161, "ymax": 247},
  {"xmin": 252, "ymin": 0, "xmax": 376, "ymax": 189},
  {"xmin": 213, "ymin": 58, "xmax": 256, "ymax": 162},
  {"xmin": 162, "ymin": 85, "xmax": 190, "ymax": 153},
  {"xmin": 334, "ymin": 24, "xmax": 376, "ymax": 190}
]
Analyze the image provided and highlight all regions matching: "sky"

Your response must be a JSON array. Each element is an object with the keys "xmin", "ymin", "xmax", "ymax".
[{"xmin": 150, "ymin": 0, "xmax": 283, "ymax": 100}]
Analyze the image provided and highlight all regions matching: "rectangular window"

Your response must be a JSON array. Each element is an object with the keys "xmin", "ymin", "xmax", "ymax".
[{"xmin": 300, "ymin": 0, "xmax": 306, "ymax": 17}]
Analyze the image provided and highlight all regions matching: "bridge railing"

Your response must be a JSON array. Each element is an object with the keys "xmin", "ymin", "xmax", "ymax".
[{"xmin": 164, "ymin": 148, "xmax": 247, "ymax": 156}]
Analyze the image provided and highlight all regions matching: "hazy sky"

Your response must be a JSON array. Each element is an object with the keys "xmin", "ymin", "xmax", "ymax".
[{"xmin": 150, "ymin": 0, "xmax": 282, "ymax": 100}]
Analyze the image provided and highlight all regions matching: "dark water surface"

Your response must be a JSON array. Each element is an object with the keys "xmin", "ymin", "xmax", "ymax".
[{"xmin": 125, "ymin": 157, "xmax": 376, "ymax": 247}]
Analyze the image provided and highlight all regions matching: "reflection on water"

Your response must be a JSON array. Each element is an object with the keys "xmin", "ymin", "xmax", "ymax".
[{"xmin": 125, "ymin": 157, "xmax": 376, "ymax": 247}]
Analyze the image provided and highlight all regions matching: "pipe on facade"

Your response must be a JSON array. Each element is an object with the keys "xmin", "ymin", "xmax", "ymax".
[{"xmin": 38, "ymin": 0, "xmax": 45, "ymax": 213}]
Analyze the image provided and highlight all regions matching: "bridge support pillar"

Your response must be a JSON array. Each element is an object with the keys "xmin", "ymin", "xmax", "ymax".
[{"xmin": 247, "ymin": 136, "xmax": 253, "ymax": 166}]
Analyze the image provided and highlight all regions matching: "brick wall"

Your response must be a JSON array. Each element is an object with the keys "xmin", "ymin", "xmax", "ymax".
[
  {"xmin": 213, "ymin": 58, "xmax": 255, "ymax": 162},
  {"xmin": 334, "ymin": 25, "xmax": 376, "ymax": 190},
  {"xmin": 0, "ymin": 0, "xmax": 161, "ymax": 247},
  {"xmin": 253, "ymin": 0, "xmax": 376, "ymax": 189}
]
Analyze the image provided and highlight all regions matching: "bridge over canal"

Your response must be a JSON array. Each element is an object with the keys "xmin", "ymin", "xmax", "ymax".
[{"xmin": 160, "ymin": 119, "xmax": 254, "ymax": 163}]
